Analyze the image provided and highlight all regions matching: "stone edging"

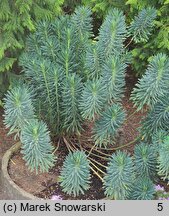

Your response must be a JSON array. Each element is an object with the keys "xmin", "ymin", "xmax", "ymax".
[{"xmin": 1, "ymin": 142, "xmax": 40, "ymax": 200}]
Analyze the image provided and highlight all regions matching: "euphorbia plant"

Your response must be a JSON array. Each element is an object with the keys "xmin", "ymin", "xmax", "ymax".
[{"xmin": 4, "ymin": 6, "xmax": 169, "ymax": 199}]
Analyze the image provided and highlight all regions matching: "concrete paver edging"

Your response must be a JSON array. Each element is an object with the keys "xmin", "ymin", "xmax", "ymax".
[{"xmin": 1, "ymin": 142, "xmax": 40, "ymax": 200}]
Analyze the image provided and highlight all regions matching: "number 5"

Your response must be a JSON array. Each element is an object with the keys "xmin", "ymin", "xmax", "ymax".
[{"xmin": 157, "ymin": 203, "xmax": 163, "ymax": 211}]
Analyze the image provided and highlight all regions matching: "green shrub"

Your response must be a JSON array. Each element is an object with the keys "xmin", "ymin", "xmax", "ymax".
[
  {"xmin": 82, "ymin": 0, "xmax": 128, "ymax": 18},
  {"xmin": 127, "ymin": 0, "xmax": 169, "ymax": 76},
  {"xmin": 0, "ymin": 0, "xmax": 64, "ymax": 97}
]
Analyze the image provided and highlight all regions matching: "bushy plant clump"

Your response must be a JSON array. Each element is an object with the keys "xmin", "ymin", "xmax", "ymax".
[
  {"xmin": 64, "ymin": 0, "xmax": 168, "ymax": 77},
  {"xmin": 18, "ymin": 6, "xmax": 129, "ymax": 143},
  {"xmin": 4, "ymin": 83, "xmax": 55, "ymax": 173},
  {"xmin": 3, "ymin": 5, "xmax": 169, "ymax": 199}
]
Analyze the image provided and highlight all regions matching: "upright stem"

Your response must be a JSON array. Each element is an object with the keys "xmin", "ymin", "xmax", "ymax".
[
  {"xmin": 90, "ymin": 166, "xmax": 104, "ymax": 182},
  {"xmin": 88, "ymin": 156, "xmax": 107, "ymax": 169},
  {"xmin": 63, "ymin": 137, "xmax": 74, "ymax": 152},
  {"xmin": 124, "ymin": 37, "xmax": 134, "ymax": 49},
  {"xmin": 87, "ymin": 142, "xmax": 98, "ymax": 157},
  {"xmin": 97, "ymin": 137, "xmax": 139, "ymax": 151},
  {"xmin": 85, "ymin": 148, "xmax": 109, "ymax": 160},
  {"xmin": 52, "ymin": 139, "xmax": 60, "ymax": 154},
  {"xmin": 90, "ymin": 161, "xmax": 106, "ymax": 175}
]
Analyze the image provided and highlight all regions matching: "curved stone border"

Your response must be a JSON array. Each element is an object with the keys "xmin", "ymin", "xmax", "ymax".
[{"xmin": 1, "ymin": 142, "xmax": 40, "ymax": 200}]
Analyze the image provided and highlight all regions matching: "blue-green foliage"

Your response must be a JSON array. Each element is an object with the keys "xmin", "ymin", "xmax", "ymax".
[
  {"xmin": 71, "ymin": 6, "xmax": 93, "ymax": 72},
  {"xmin": 129, "ymin": 177, "xmax": 155, "ymax": 200},
  {"xmin": 19, "ymin": 6, "xmax": 129, "ymax": 145},
  {"xmin": 93, "ymin": 104, "xmax": 126, "ymax": 147},
  {"xmin": 98, "ymin": 8, "xmax": 127, "ymax": 58},
  {"xmin": 61, "ymin": 74, "xmax": 83, "ymax": 135},
  {"xmin": 84, "ymin": 43, "xmax": 103, "ymax": 79},
  {"xmin": 20, "ymin": 53, "xmax": 64, "ymax": 133},
  {"xmin": 71, "ymin": 6, "xmax": 93, "ymax": 40},
  {"xmin": 3, "ymin": 5, "xmax": 164, "ymax": 197},
  {"xmin": 3, "ymin": 84, "xmax": 35, "ymax": 134},
  {"xmin": 104, "ymin": 146, "xmax": 157, "ymax": 200},
  {"xmin": 21, "ymin": 119, "xmax": 55, "ymax": 173},
  {"xmin": 3, "ymin": 84, "xmax": 55, "ymax": 173},
  {"xmin": 59, "ymin": 150, "xmax": 91, "ymax": 197},
  {"xmin": 141, "ymin": 94, "xmax": 169, "ymax": 141},
  {"xmin": 102, "ymin": 55, "xmax": 127, "ymax": 102},
  {"xmin": 151, "ymin": 132, "xmax": 169, "ymax": 185},
  {"xmin": 19, "ymin": 7, "xmax": 93, "ymax": 136},
  {"xmin": 152, "ymin": 130, "xmax": 168, "ymax": 152},
  {"xmin": 80, "ymin": 78, "xmax": 107, "ymax": 121},
  {"xmin": 103, "ymin": 151, "xmax": 135, "ymax": 200},
  {"xmin": 134, "ymin": 143, "xmax": 157, "ymax": 180},
  {"xmin": 56, "ymin": 25, "xmax": 77, "ymax": 77},
  {"xmin": 131, "ymin": 53, "xmax": 169, "ymax": 111},
  {"xmin": 158, "ymin": 136, "xmax": 169, "ymax": 180},
  {"xmin": 129, "ymin": 7, "xmax": 157, "ymax": 43}
]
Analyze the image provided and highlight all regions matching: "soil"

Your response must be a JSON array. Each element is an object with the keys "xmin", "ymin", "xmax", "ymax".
[{"xmin": 9, "ymin": 145, "xmax": 105, "ymax": 200}]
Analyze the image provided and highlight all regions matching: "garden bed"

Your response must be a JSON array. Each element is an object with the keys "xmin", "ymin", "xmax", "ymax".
[
  {"xmin": 2, "ymin": 72, "xmax": 169, "ymax": 200},
  {"xmin": 1, "ymin": 3, "xmax": 169, "ymax": 201},
  {"xmin": 5, "ymin": 74, "xmax": 147, "ymax": 200}
]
